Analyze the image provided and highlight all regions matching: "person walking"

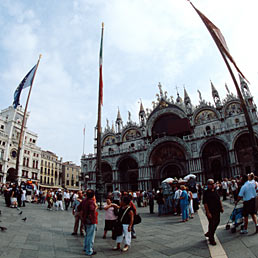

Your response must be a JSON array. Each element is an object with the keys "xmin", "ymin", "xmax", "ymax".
[
  {"xmin": 80, "ymin": 189, "xmax": 97, "ymax": 256},
  {"xmin": 156, "ymin": 189, "xmax": 164, "ymax": 216},
  {"xmin": 236, "ymin": 174, "xmax": 258, "ymax": 234},
  {"xmin": 203, "ymin": 179, "xmax": 224, "ymax": 245},
  {"xmin": 180, "ymin": 185, "xmax": 189, "ymax": 222},
  {"xmin": 147, "ymin": 190, "xmax": 155, "ymax": 214},
  {"xmin": 46, "ymin": 190, "xmax": 54, "ymax": 210},
  {"xmin": 221, "ymin": 178, "xmax": 228, "ymax": 200},
  {"xmin": 21, "ymin": 187, "xmax": 27, "ymax": 207},
  {"xmin": 56, "ymin": 189, "xmax": 64, "ymax": 211},
  {"xmin": 71, "ymin": 190, "xmax": 84, "ymax": 236},
  {"xmin": 64, "ymin": 190, "xmax": 70, "ymax": 211},
  {"xmin": 112, "ymin": 187, "xmax": 121, "ymax": 206},
  {"xmin": 112, "ymin": 196, "xmax": 134, "ymax": 252}
]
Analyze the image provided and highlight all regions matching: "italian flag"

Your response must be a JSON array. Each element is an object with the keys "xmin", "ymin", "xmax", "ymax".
[{"xmin": 99, "ymin": 23, "xmax": 104, "ymax": 105}]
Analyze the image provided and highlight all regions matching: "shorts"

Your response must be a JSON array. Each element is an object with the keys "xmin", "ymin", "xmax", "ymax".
[
  {"xmin": 243, "ymin": 198, "xmax": 256, "ymax": 217},
  {"xmin": 11, "ymin": 197, "xmax": 17, "ymax": 204}
]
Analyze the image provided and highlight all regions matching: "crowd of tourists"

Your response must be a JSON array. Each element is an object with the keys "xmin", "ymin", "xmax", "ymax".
[
  {"xmin": 1, "ymin": 172, "xmax": 258, "ymax": 253},
  {"xmin": 0, "ymin": 183, "xmax": 78, "ymax": 211},
  {"xmin": 203, "ymin": 172, "xmax": 258, "ymax": 246}
]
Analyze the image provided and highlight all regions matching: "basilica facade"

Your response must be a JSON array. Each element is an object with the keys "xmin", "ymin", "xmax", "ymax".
[{"xmin": 81, "ymin": 77, "xmax": 258, "ymax": 193}]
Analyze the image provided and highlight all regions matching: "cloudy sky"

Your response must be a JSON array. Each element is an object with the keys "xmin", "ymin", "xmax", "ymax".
[{"xmin": 1, "ymin": 0, "xmax": 258, "ymax": 165}]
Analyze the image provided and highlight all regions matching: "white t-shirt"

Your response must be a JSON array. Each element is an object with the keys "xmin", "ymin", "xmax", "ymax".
[{"xmin": 221, "ymin": 181, "xmax": 228, "ymax": 190}]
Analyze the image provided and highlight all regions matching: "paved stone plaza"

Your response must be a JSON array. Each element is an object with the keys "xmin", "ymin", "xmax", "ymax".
[{"xmin": 0, "ymin": 196, "xmax": 258, "ymax": 258}]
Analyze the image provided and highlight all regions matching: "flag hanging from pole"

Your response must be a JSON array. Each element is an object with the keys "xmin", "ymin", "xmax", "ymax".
[
  {"xmin": 13, "ymin": 65, "xmax": 37, "ymax": 109},
  {"xmin": 189, "ymin": 1, "xmax": 249, "ymax": 83},
  {"xmin": 99, "ymin": 22, "xmax": 104, "ymax": 105}
]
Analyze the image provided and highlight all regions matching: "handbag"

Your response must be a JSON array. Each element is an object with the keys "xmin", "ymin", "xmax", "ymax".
[
  {"xmin": 112, "ymin": 207, "xmax": 130, "ymax": 240},
  {"xmin": 133, "ymin": 214, "xmax": 142, "ymax": 225}
]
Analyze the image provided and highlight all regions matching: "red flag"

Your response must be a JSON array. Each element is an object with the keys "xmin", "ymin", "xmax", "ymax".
[
  {"xmin": 189, "ymin": 1, "xmax": 249, "ymax": 83},
  {"xmin": 99, "ymin": 23, "xmax": 104, "ymax": 105}
]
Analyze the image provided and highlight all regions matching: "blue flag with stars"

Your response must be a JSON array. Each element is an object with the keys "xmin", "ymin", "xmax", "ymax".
[{"xmin": 13, "ymin": 65, "xmax": 37, "ymax": 109}]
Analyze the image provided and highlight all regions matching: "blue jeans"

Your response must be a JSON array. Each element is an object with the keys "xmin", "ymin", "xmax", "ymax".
[
  {"xmin": 84, "ymin": 224, "xmax": 96, "ymax": 255},
  {"xmin": 158, "ymin": 204, "xmax": 164, "ymax": 216},
  {"xmin": 180, "ymin": 204, "xmax": 189, "ymax": 221}
]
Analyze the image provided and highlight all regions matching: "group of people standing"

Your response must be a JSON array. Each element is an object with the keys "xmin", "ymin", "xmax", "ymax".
[
  {"xmin": 69, "ymin": 187, "xmax": 138, "ymax": 256},
  {"xmin": 203, "ymin": 173, "xmax": 258, "ymax": 246}
]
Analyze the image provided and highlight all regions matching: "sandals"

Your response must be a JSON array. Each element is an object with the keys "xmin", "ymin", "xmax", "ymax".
[
  {"xmin": 112, "ymin": 246, "xmax": 120, "ymax": 251},
  {"xmin": 122, "ymin": 246, "xmax": 129, "ymax": 252}
]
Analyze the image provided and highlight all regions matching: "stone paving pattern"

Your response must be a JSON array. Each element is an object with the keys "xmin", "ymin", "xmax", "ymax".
[{"xmin": 0, "ymin": 196, "xmax": 257, "ymax": 258}]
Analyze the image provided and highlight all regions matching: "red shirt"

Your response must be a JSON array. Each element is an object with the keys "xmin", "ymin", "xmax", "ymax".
[{"xmin": 81, "ymin": 198, "xmax": 97, "ymax": 224}]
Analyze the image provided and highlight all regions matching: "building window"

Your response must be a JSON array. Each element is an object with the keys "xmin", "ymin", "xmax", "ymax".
[{"xmin": 66, "ymin": 180, "xmax": 69, "ymax": 185}]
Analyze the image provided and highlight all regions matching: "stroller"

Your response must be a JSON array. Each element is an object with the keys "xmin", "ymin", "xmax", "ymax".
[{"xmin": 225, "ymin": 203, "xmax": 243, "ymax": 233}]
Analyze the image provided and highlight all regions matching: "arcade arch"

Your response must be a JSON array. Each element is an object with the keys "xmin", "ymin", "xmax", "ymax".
[
  {"xmin": 202, "ymin": 140, "xmax": 229, "ymax": 182},
  {"xmin": 101, "ymin": 162, "xmax": 113, "ymax": 194},
  {"xmin": 234, "ymin": 133, "xmax": 258, "ymax": 174},
  {"xmin": 117, "ymin": 157, "xmax": 138, "ymax": 192},
  {"xmin": 6, "ymin": 168, "xmax": 17, "ymax": 183},
  {"xmin": 149, "ymin": 141, "xmax": 187, "ymax": 188}
]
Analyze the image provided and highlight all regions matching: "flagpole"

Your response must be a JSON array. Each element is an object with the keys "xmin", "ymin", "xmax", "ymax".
[
  {"xmin": 83, "ymin": 125, "xmax": 86, "ymax": 155},
  {"xmin": 96, "ymin": 23, "xmax": 104, "ymax": 209},
  {"xmin": 15, "ymin": 55, "xmax": 42, "ymax": 184},
  {"xmin": 189, "ymin": 2, "xmax": 258, "ymax": 175}
]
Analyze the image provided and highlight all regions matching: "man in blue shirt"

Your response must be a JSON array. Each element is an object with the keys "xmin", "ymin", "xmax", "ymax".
[{"xmin": 236, "ymin": 175, "xmax": 258, "ymax": 234}]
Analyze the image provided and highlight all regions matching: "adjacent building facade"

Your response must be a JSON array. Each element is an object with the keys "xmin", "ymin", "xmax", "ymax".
[
  {"xmin": 0, "ymin": 106, "xmax": 41, "ymax": 184},
  {"xmin": 40, "ymin": 150, "xmax": 63, "ymax": 189},
  {"xmin": 81, "ymin": 78, "xmax": 258, "ymax": 193},
  {"xmin": 62, "ymin": 161, "xmax": 81, "ymax": 191}
]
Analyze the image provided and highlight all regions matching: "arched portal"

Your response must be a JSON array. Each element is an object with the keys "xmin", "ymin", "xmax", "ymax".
[
  {"xmin": 160, "ymin": 163, "xmax": 181, "ymax": 181},
  {"xmin": 152, "ymin": 114, "xmax": 191, "ymax": 140},
  {"xmin": 6, "ymin": 168, "xmax": 17, "ymax": 183},
  {"xmin": 117, "ymin": 157, "xmax": 138, "ymax": 192},
  {"xmin": 149, "ymin": 142, "xmax": 187, "ymax": 188},
  {"xmin": 202, "ymin": 140, "xmax": 229, "ymax": 182},
  {"xmin": 234, "ymin": 133, "xmax": 258, "ymax": 174},
  {"xmin": 101, "ymin": 162, "xmax": 113, "ymax": 194}
]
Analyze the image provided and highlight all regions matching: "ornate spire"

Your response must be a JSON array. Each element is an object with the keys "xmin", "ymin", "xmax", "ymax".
[
  {"xmin": 211, "ymin": 81, "xmax": 221, "ymax": 107},
  {"xmin": 184, "ymin": 88, "xmax": 191, "ymax": 105},
  {"xmin": 116, "ymin": 107, "xmax": 122, "ymax": 121},
  {"xmin": 184, "ymin": 87, "xmax": 192, "ymax": 114},
  {"xmin": 111, "ymin": 121, "xmax": 115, "ymax": 132},
  {"xmin": 116, "ymin": 107, "xmax": 123, "ymax": 133},
  {"xmin": 239, "ymin": 74, "xmax": 251, "ymax": 97},
  {"xmin": 197, "ymin": 90, "xmax": 202, "ymax": 102},
  {"xmin": 139, "ymin": 100, "xmax": 146, "ymax": 126},
  {"xmin": 225, "ymin": 83, "xmax": 230, "ymax": 94}
]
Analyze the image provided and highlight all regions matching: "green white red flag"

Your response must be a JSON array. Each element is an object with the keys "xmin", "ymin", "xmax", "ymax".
[{"xmin": 99, "ymin": 23, "xmax": 104, "ymax": 105}]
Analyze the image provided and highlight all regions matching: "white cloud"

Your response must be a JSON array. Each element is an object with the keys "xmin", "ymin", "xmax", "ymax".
[{"xmin": 1, "ymin": 0, "xmax": 258, "ymax": 164}]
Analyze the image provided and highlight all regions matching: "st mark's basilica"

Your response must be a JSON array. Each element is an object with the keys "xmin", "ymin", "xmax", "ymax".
[{"xmin": 81, "ymin": 78, "xmax": 258, "ymax": 193}]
